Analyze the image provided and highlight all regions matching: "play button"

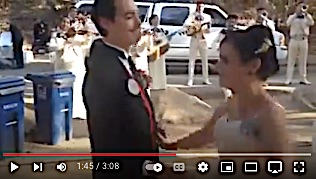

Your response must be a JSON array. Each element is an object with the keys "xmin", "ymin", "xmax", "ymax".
[{"xmin": 9, "ymin": 162, "xmax": 20, "ymax": 173}]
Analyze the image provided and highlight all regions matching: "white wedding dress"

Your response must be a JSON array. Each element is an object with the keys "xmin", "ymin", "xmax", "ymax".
[{"xmin": 213, "ymin": 117, "xmax": 293, "ymax": 178}]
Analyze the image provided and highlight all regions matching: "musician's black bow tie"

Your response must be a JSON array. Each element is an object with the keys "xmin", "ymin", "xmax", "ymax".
[
  {"xmin": 151, "ymin": 27, "xmax": 169, "ymax": 35},
  {"xmin": 152, "ymin": 27, "xmax": 162, "ymax": 33},
  {"xmin": 195, "ymin": 14, "xmax": 204, "ymax": 21}
]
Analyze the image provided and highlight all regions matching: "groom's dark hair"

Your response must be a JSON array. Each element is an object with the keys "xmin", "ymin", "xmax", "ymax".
[{"xmin": 91, "ymin": 0, "xmax": 116, "ymax": 36}]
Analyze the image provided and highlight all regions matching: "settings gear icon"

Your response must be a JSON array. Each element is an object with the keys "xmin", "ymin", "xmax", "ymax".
[{"xmin": 197, "ymin": 161, "xmax": 210, "ymax": 174}]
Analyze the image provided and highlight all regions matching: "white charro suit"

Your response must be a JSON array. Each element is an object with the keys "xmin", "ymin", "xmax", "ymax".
[
  {"xmin": 131, "ymin": 35, "xmax": 152, "ymax": 75},
  {"xmin": 130, "ymin": 34, "xmax": 152, "ymax": 94},
  {"xmin": 185, "ymin": 12, "xmax": 211, "ymax": 86},
  {"xmin": 286, "ymin": 13, "xmax": 314, "ymax": 84},
  {"xmin": 148, "ymin": 25, "xmax": 167, "ymax": 90}
]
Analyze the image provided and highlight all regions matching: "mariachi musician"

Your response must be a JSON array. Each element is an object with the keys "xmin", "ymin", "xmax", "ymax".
[
  {"xmin": 130, "ymin": 30, "xmax": 151, "ymax": 74},
  {"xmin": 130, "ymin": 28, "xmax": 153, "ymax": 94},
  {"xmin": 147, "ymin": 14, "xmax": 168, "ymax": 90},
  {"xmin": 185, "ymin": 2, "xmax": 212, "ymax": 86},
  {"xmin": 52, "ymin": 18, "xmax": 91, "ymax": 119}
]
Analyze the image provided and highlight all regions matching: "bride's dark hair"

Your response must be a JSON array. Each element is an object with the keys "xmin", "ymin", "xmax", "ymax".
[{"xmin": 220, "ymin": 25, "xmax": 279, "ymax": 81}]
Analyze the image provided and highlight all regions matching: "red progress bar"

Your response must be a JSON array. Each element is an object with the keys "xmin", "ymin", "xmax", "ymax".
[{"xmin": 3, "ymin": 153, "xmax": 177, "ymax": 157}]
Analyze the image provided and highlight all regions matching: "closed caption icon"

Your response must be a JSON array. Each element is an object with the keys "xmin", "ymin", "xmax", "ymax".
[{"xmin": 173, "ymin": 162, "xmax": 185, "ymax": 173}]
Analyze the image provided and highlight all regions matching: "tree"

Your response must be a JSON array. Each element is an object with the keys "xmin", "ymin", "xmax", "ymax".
[{"xmin": 0, "ymin": 0, "xmax": 8, "ymax": 10}]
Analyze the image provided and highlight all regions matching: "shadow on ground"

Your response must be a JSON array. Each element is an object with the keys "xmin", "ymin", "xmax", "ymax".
[
  {"xmin": 24, "ymin": 99, "xmax": 89, "ymax": 144},
  {"xmin": 0, "ymin": 62, "xmax": 53, "ymax": 76}
]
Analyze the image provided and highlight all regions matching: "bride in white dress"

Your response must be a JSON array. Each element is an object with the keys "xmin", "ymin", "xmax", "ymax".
[{"xmin": 159, "ymin": 26, "xmax": 294, "ymax": 178}]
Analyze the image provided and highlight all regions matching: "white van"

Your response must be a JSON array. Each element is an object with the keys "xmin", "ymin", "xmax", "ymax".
[
  {"xmin": 76, "ymin": 1, "xmax": 288, "ymax": 70},
  {"xmin": 143, "ymin": 3, "xmax": 288, "ymax": 60}
]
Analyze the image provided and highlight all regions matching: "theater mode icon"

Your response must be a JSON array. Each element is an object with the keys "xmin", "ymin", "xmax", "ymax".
[{"xmin": 242, "ymin": 161, "xmax": 259, "ymax": 175}]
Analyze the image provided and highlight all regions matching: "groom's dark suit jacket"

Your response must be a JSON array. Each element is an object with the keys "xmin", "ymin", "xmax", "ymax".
[{"xmin": 83, "ymin": 39, "xmax": 158, "ymax": 179}]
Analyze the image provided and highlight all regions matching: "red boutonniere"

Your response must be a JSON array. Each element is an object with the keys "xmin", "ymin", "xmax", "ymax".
[{"xmin": 135, "ymin": 70, "xmax": 152, "ymax": 89}]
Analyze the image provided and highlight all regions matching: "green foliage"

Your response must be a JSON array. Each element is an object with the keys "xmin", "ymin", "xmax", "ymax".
[{"xmin": 49, "ymin": 0, "xmax": 75, "ymax": 11}]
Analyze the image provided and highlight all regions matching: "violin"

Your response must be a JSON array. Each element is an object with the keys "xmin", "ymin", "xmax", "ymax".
[
  {"xmin": 56, "ymin": 27, "xmax": 89, "ymax": 40},
  {"xmin": 65, "ymin": 27, "xmax": 88, "ymax": 38}
]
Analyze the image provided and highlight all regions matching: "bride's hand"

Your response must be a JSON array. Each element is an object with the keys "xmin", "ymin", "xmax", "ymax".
[
  {"xmin": 155, "ymin": 125, "xmax": 178, "ymax": 150},
  {"xmin": 156, "ymin": 124, "xmax": 167, "ymax": 138},
  {"xmin": 156, "ymin": 132, "xmax": 178, "ymax": 150},
  {"xmin": 210, "ymin": 103, "xmax": 228, "ymax": 124}
]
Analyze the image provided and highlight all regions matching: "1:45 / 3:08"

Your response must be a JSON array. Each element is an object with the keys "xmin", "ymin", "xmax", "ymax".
[{"xmin": 77, "ymin": 162, "xmax": 120, "ymax": 170}]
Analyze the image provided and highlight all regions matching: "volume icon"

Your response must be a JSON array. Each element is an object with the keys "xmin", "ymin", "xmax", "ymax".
[
  {"xmin": 33, "ymin": 162, "xmax": 44, "ymax": 172},
  {"xmin": 56, "ymin": 162, "xmax": 67, "ymax": 172}
]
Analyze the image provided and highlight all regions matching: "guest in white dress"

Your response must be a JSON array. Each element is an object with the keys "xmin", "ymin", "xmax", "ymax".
[
  {"xmin": 148, "ymin": 15, "xmax": 167, "ymax": 90},
  {"xmin": 159, "ymin": 25, "xmax": 294, "ymax": 178}
]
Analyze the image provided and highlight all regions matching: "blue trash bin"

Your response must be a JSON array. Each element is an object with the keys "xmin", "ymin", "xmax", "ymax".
[
  {"xmin": 0, "ymin": 77, "xmax": 25, "ymax": 157},
  {"xmin": 26, "ymin": 71, "xmax": 75, "ymax": 145}
]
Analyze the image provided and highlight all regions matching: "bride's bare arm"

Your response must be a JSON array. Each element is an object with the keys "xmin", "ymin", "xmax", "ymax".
[{"xmin": 164, "ymin": 103, "xmax": 228, "ymax": 150}]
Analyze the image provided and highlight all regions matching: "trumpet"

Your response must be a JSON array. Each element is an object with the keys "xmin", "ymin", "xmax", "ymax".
[
  {"xmin": 301, "ymin": 4, "xmax": 308, "ymax": 12},
  {"xmin": 261, "ymin": 11, "xmax": 268, "ymax": 17}
]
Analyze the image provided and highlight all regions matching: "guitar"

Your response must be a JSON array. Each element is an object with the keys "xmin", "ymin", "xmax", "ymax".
[
  {"xmin": 147, "ymin": 37, "xmax": 169, "ymax": 62},
  {"xmin": 146, "ymin": 26, "xmax": 192, "ymax": 61},
  {"xmin": 186, "ymin": 22, "xmax": 210, "ymax": 36}
]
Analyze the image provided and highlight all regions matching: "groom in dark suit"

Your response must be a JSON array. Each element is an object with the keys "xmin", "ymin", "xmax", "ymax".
[{"xmin": 83, "ymin": 0, "xmax": 161, "ymax": 178}]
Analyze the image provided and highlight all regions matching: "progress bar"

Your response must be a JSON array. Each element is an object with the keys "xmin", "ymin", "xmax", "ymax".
[
  {"xmin": 3, "ymin": 152, "xmax": 312, "ymax": 157},
  {"xmin": 175, "ymin": 153, "xmax": 312, "ymax": 157}
]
